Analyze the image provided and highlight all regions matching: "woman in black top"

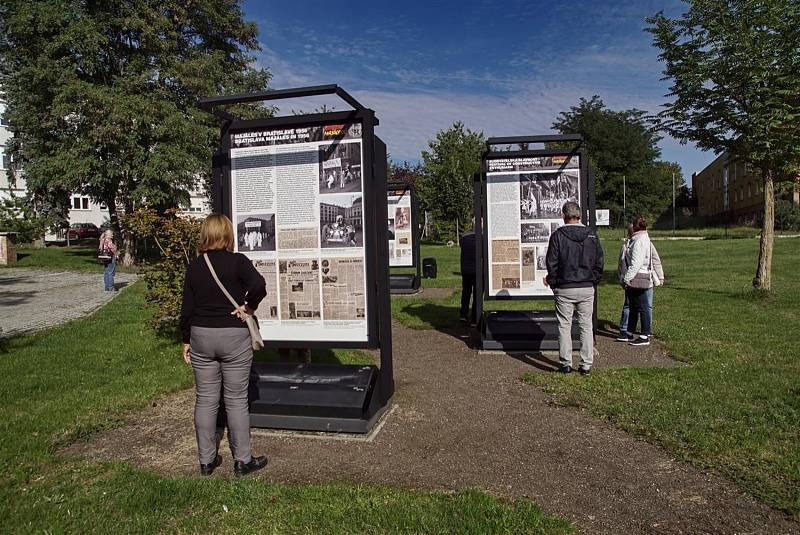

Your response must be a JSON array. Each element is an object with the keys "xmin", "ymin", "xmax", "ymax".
[{"xmin": 180, "ymin": 214, "xmax": 268, "ymax": 477}]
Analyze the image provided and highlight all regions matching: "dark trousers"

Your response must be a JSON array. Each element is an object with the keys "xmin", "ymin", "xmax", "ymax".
[
  {"xmin": 625, "ymin": 287, "xmax": 652, "ymax": 336},
  {"xmin": 460, "ymin": 273, "xmax": 476, "ymax": 321}
]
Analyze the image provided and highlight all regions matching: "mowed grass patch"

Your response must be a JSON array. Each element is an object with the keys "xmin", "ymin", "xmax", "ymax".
[
  {"xmin": 526, "ymin": 238, "xmax": 800, "ymax": 517},
  {"xmin": 0, "ymin": 282, "xmax": 572, "ymax": 533},
  {"xmin": 8, "ymin": 243, "xmax": 104, "ymax": 272}
]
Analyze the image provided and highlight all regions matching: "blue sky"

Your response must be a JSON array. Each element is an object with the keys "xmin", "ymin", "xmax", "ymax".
[{"xmin": 244, "ymin": 0, "xmax": 714, "ymax": 187}]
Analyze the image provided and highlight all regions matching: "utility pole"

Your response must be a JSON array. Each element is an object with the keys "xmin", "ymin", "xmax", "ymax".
[{"xmin": 623, "ymin": 174, "xmax": 626, "ymax": 226}]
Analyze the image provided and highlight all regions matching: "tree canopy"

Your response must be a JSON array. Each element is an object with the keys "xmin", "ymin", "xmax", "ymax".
[
  {"xmin": 0, "ymin": 0, "xmax": 270, "ymax": 261},
  {"xmin": 419, "ymin": 121, "xmax": 484, "ymax": 232},
  {"xmin": 552, "ymin": 96, "xmax": 683, "ymax": 225},
  {"xmin": 647, "ymin": 0, "xmax": 800, "ymax": 290}
]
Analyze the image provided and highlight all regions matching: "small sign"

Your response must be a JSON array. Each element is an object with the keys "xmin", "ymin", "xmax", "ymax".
[{"xmin": 595, "ymin": 209, "xmax": 610, "ymax": 226}]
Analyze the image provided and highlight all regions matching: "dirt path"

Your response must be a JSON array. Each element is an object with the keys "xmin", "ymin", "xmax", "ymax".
[{"xmin": 68, "ymin": 322, "xmax": 797, "ymax": 534}]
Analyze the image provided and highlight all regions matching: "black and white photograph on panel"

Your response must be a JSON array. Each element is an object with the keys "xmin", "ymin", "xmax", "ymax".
[
  {"xmin": 519, "ymin": 170, "xmax": 580, "ymax": 219},
  {"xmin": 394, "ymin": 206, "xmax": 411, "ymax": 230},
  {"xmin": 319, "ymin": 193, "xmax": 363, "ymax": 248},
  {"xmin": 318, "ymin": 141, "xmax": 362, "ymax": 194},
  {"xmin": 536, "ymin": 246, "xmax": 548, "ymax": 270},
  {"xmin": 236, "ymin": 213, "xmax": 276, "ymax": 252},
  {"xmin": 521, "ymin": 222, "xmax": 550, "ymax": 244}
]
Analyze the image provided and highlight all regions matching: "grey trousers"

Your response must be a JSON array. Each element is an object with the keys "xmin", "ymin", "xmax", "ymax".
[
  {"xmin": 190, "ymin": 326, "xmax": 253, "ymax": 465},
  {"xmin": 553, "ymin": 286, "xmax": 595, "ymax": 370}
]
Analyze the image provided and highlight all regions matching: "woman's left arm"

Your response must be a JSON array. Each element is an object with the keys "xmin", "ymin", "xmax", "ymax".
[{"xmin": 239, "ymin": 254, "xmax": 267, "ymax": 313}]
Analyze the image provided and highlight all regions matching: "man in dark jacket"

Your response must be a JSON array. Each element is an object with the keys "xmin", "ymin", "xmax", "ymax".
[
  {"xmin": 544, "ymin": 201, "xmax": 603, "ymax": 375},
  {"xmin": 459, "ymin": 225, "xmax": 477, "ymax": 323}
]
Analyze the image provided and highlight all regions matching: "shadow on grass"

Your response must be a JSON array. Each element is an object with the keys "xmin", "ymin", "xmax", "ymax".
[{"xmin": 397, "ymin": 301, "xmax": 477, "ymax": 348}]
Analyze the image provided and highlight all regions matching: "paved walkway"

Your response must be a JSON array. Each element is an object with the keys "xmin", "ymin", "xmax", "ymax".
[
  {"xmin": 69, "ymin": 321, "xmax": 798, "ymax": 535},
  {"xmin": 0, "ymin": 268, "xmax": 137, "ymax": 338}
]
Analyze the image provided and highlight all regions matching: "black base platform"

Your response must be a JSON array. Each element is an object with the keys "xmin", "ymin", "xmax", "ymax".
[
  {"xmin": 389, "ymin": 273, "xmax": 420, "ymax": 294},
  {"xmin": 479, "ymin": 310, "xmax": 581, "ymax": 351},
  {"xmin": 248, "ymin": 362, "xmax": 390, "ymax": 433}
]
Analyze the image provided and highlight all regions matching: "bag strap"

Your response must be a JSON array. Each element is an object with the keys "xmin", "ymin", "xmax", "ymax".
[{"xmin": 203, "ymin": 253, "xmax": 241, "ymax": 309}]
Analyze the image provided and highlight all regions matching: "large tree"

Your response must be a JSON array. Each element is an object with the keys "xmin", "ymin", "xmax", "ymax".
[
  {"xmin": 420, "ymin": 121, "xmax": 484, "ymax": 235},
  {"xmin": 647, "ymin": 0, "xmax": 800, "ymax": 291},
  {"xmin": 552, "ymin": 96, "xmax": 684, "ymax": 225},
  {"xmin": 0, "ymin": 0, "xmax": 270, "ymax": 264}
]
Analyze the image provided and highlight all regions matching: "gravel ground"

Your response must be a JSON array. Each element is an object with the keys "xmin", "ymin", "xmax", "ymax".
[
  {"xmin": 66, "ymin": 321, "xmax": 797, "ymax": 534},
  {"xmin": 0, "ymin": 268, "xmax": 137, "ymax": 338}
]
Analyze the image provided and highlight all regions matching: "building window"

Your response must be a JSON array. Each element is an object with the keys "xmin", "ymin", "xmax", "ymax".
[
  {"xmin": 1, "ymin": 153, "xmax": 9, "ymax": 170},
  {"xmin": 71, "ymin": 196, "xmax": 90, "ymax": 211}
]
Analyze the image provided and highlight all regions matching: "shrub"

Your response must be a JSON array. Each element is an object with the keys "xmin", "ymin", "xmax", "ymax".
[
  {"xmin": 0, "ymin": 195, "xmax": 47, "ymax": 243},
  {"xmin": 123, "ymin": 208, "xmax": 201, "ymax": 333}
]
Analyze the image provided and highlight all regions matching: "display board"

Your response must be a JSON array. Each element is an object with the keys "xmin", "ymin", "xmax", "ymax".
[
  {"xmin": 229, "ymin": 121, "xmax": 369, "ymax": 343},
  {"xmin": 387, "ymin": 185, "xmax": 414, "ymax": 267},
  {"xmin": 484, "ymin": 154, "xmax": 582, "ymax": 298}
]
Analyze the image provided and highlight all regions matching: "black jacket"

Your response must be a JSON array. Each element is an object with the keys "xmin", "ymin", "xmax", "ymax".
[
  {"xmin": 179, "ymin": 250, "xmax": 267, "ymax": 343},
  {"xmin": 545, "ymin": 224, "xmax": 604, "ymax": 289},
  {"xmin": 459, "ymin": 231, "xmax": 476, "ymax": 276}
]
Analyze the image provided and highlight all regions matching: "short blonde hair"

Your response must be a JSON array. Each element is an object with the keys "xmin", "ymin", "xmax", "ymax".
[{"xmin": 199, "ymin": 214, "xmax": 234, "ymax": 254}]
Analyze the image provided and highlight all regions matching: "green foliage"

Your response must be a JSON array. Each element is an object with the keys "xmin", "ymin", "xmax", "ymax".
[
  {"xmin": 775, "ymin": 199, "xmax": 800, "ymax": 232},
  {"xmin": 646, "ymin": 1, "xmax": 800, "ymax": 173},
  {"xmin": 0, "ymin": 0, "xmax": 271, "ymax": 261},
  {"xmin": 420, "ymin": 122, "xmax": 485, "ymax": 227},
  {"xmin": 124, "ymin": 208, "xmax": 200, "ymax": 332},
  {"xmin": 647, "ymin": 0, "xmax": 800, "ymax": 289},
  {"xmin": 0, "ymin": 194, "xmax": 47, "ymax": 243},
  {"xmin": 552, "ymin": 96, "xmax": 685, "ymax": 224}
]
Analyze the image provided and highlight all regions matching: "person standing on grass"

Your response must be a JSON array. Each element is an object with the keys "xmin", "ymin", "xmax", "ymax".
[
  {"xmin": 544, "ymin": 202, "xmax": 604, "ymax": 375},
  {"xmin": 99, "ymin": 229, "xmax": 118, "ymax": 292},
  {"xmin": 621, "ymin": 215, "xmax": 662, "ymax": 346},
  {"xmin": 180, "ymin": 214, "xmax": 268, "ymax": 477},
  {"xmin": 617, "ymin": 223, "xmax": 665, "ymax": 342},
  {"xmin": 459, "ymin": 221, "xmax": 477, "ymax": 324}
]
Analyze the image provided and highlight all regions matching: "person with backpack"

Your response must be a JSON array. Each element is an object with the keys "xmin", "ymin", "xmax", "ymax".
[
  {"xmin": 544, "ymin": 201, "xmax": 604, "ymax": 375},
  {"xmin": 621, "ymin": 216, "xmax": 664, "ymax": 346},
  {"xmin": 98, "ymin": 229, "xmax": 118, "ymax": 291}
]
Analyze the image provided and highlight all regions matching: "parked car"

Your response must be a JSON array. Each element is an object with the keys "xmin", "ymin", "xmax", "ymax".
[{"xmin": 67, "ymin": 222, "xmax": 101, "ymax": 240}]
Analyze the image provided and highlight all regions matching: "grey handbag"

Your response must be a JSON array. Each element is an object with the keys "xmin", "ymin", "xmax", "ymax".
[{"xmin": 203, "ymin": 253, "xmax": 264, "ymax": 350}]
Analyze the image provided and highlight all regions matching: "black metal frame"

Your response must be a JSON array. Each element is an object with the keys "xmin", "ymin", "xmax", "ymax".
[
  {"xmin": 387, "ymin": 181, "xmax": 422, "ymax": 293},
  {"xmin": 201, "ymin": 85, "xmax": 394, "ymax": 420},
  {"xmin": 474, "ymin": 134, "xmax": 596, "ymax": 350}
]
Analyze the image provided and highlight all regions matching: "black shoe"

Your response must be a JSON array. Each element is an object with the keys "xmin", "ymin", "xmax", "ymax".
[
  {"xmin": 557, "ymin": 365, "xmax": 572, "ymax": 374},
  {"xmin": 615, "ymin": 333, "xmax": 634, "ymax": 342},
  {"xmin": 459, "ymin": 315, "xmax": 469, "ymax": 323},
  {"xmin": 629, "ymin": 336, "xmax": 651, "ymax": 346},
  {"xmin": 199, "ymin": 455, "xmax": 221, "ymax": 476},
  {"xmin": 579, "ymin": 367, "xmax": 591, "ymax": 376},
  {"xmin": 234, "ymin": 455, "xmax": 268, "ymax": 477}
]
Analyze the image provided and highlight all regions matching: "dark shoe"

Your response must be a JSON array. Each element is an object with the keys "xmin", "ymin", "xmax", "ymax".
[
  {"xmin": 615, "ymin": 333, "xmax": 634, "ymax": 342},
  {"xmin": 579, "ymin": 367, "xmax": 591, "ymax": 376},
  {"xmin": 234, "ymin": 455, "xmax": 268, "ymax": 477},
  {"xmin": 557, "ymin": 365, "xmax": 572, "ymax": 374},
  {"xmin": 459, "ymin": 315, "xmax": 469, "ymax": 323},
  {"xmin": 199, "ymin": 455, "xmax": 221, "ymax": 476},
  {"xmin": 629, "ymin": 336, "xmax": 651, "ymax": 346}
]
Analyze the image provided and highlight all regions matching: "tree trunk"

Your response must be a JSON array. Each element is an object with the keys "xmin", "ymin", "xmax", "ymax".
[
  {"xmin": 120, "ymin": 200, "xmax": 136, "ymax": 267},
  {"xmin": 753, "ymin": 168, "xmax": 774, "ymax": 291}
]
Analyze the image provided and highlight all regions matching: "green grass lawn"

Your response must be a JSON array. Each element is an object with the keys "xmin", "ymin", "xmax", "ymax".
[
  {"xmin": 8, "ymin": 242, "xmax": 104, "ymax": 271},
  {"xmin": 0, "ymin": 283, "xmax": 572, "ymax": 533},
  {"xmin": 404, "ymin": 240, "xmax": 800, "ymax": 518}
]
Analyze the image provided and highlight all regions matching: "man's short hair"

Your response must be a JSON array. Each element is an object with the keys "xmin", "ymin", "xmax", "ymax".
[{"xmin": 562, "ymin": 201, "xmax": 581, "ymax": 220}]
